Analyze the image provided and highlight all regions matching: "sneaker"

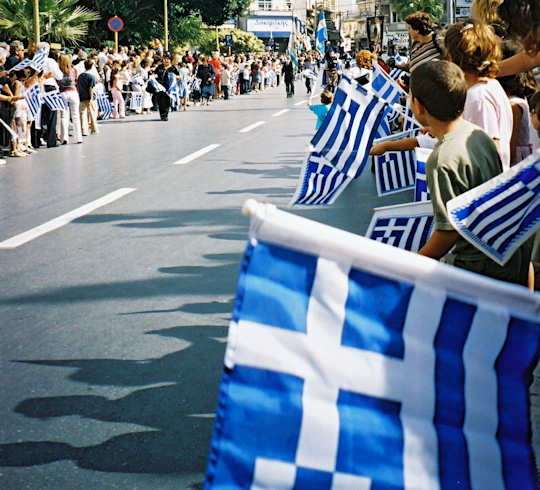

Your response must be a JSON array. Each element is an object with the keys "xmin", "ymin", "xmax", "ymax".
[{"xmin": 0, "ymin": 158, "xmax": 6, "ymax": 165}]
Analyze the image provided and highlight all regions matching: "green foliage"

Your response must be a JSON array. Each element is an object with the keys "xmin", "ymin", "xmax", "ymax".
[
  {"xmin": 0, "ymin": 0, "xmax": 100, "ymax": 45},
  {"xmin": 390, "ymin": 0, "xmax": 445, "ymax": 22},
  {"xmin": 196, "ymin": 28, "xmax": 265, "ymax": 55}
]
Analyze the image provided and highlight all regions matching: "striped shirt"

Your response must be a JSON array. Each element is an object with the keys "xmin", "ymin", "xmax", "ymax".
[{"xmin": 409, "ymin": 37, "xmax": 442, "ymax": 73}]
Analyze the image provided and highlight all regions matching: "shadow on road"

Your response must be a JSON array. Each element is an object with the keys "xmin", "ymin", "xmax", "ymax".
[{"xmin": 0, "ymin": 324, "xmax": 227, "ymax": 475}]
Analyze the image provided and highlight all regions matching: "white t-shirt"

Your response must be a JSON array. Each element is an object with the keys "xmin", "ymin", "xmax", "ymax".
[{"xmin": 463, "ymin": 78, "xmax": 512, "ymax": 171}]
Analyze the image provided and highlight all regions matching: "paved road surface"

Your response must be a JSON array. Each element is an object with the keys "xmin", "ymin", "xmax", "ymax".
[{"xmin": 0, "ymin": 83, "xmax": 409, "ymax": 489}]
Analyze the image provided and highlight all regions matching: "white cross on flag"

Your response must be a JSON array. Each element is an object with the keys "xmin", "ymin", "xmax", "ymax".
[{"xmin": 205, "ymin": 200, "xmax": 539, "ymax": 489}]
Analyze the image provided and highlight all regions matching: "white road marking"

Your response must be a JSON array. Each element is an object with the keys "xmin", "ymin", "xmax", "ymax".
[
  {"xmin": 239, "ymin": 121, "xmax": 266, "ymax": 133},
  {"xmin": 173, "ymin": 143, "xmax": 221, "ymax": 165},
  {"xmin": 188, "ymin": 413, "xmax": 216, "ymax": 418},
  {"xmin": 0, "ymin": 188, "xmax": 136, "ymax": 249},
  {"xmin": 294, "ymin": 100, "xmax": 308, "ymax": 106},
  {"xmin": 272, "ymin": 109, "xmax": 290, "ymax": 117}
]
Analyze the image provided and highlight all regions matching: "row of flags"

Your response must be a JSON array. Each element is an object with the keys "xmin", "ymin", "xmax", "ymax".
[
  {"xmin": 204, "ymin": 200, "xmax": 540, "ymax": 489},
  {"xmin": 24, "ymin": 84, "xmax": 67, "ymax": 120}
]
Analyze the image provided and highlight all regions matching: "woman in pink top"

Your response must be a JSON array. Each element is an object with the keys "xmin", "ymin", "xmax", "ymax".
[{"xmin": 445, "ymin": 20, "xmax": 513, "ymax": 171}]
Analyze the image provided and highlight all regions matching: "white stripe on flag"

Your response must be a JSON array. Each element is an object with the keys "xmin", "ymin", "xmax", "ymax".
[
  {"xmin": 463, "ymin": 305, "xmax": 507, "ymax": 490},
  {"xmin": 401, "ymin": 284, "xmax": 443, "ymax": 489}
]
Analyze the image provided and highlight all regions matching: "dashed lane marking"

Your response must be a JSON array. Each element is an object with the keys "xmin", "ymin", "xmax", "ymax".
[
  {"xmin": 0, "ymin": 188, "xmax": 137, "ymax": 249},
  {"xmin": 173, "ymin": 144, "xmax": 221, "ymax": 165}
]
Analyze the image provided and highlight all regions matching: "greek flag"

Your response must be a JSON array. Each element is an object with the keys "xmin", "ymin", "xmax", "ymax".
[
  {"xmin": 366, "ymin": 201, "xmax": 434, "ymax": 252},
  {"xmin": 447, "ymin": 149, "xmax": 540, "ymax": 266},
  {"xmin": 374, "ymin": 150, "xmax": 416, "ymax": 197},
  {"xmin": 415, "ymin": 148, "xmax": 432, "ymax": 202},
  {"xmin": 147, "ymin": 77, "xmax": 166, "ymax": 93},
  {"xmin": 130, "ymin": 75, "xmax": 144, "ymax": 87},
  {"xmin": 205, "ymin": 200, "xmax": 540, "ymax": 490},
  {"xmin": 10, "ymin": 58, "xmax": 33, "ymax": 72},
  {"xmin": 390, "ymin": 67, "xmax": 405, "ymax": 81},
  {"xmin": 168, "ymin": 72, "xmax": 179, "ymax": 109},
  {"xmin": 290, "ymin": 152, "xmax": 353, "ymax": 206},
  {"xmin": 96, "ymin": 92, "xmax": 112, "ymax": 120},
  {"xmin": 42, "ymin": 90, "xmax": 67, "ymax": 111},
  {"xmin": 371, "ymin": 63, "xmax": 404, "ymax": 106},
  {"xmin": 30, "ymin": 49, "xmax": 47, "ymax": 72},
  {"xmin": 403, "ymin": 101, "xmax": 417, "ymax": 131},
  {"xmin": 130, "ymin": 92, "xmax": 143, "ymax": 111},
  {"xmin": 316, "ymin": 11, "xmax": 328, "ymax": 56},
  {"xmin": 311, "ymin": 75, "xmax": 387, "ymax": 178},
  {"xmin": 291, "ymin": 76, "xmax": 387, "ymax": 206},
  {"xmin": 374, "ymin": 108, "xmax": 392, "ymax": 139},
  {"xmin": 25, "ymin": 83, "xmax": 42, "ymax": 120}
]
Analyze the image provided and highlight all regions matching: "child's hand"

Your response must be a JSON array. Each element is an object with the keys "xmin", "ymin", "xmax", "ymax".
[{"xmin": 369, "ymin": 143, "xmax": 387, "ymax": 155}]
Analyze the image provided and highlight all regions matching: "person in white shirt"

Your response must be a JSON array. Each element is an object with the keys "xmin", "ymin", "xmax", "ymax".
[
  {"xmin": 97, "ymin": 46, "xmax": 109, "ymax": 71},
  {"xmin": 38, "ymin": 42, "xmax": 63, "ymax": 147}
]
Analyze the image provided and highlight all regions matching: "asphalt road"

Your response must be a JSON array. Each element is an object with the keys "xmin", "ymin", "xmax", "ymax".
[{"xmin": 0, "ymin": 81, "xmax": 409, "ymax": 489}]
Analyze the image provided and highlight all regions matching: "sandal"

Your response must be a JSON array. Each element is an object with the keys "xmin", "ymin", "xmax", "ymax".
[{"xmin": 10, "ymin": 150, "xmax": 27, "ymax": 157}]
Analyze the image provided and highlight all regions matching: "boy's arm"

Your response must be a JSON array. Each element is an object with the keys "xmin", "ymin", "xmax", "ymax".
[
  {"xmin": 370, "ymin": 137, "xmax": 419, "ymax": 155},
  {"xmin": 418, "ymin": 230, "xmax": 460, "ymax": 259}
]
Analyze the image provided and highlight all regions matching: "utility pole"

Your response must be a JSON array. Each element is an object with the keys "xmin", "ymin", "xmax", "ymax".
[
  {"xmin": 33, "ymin": 0, "xmax": 40, "ymax": 46},
  {"xmin": 216, "ymin": 25, "xmax": 219, "ymax": 52},
  {"xmin": 446, "ymin": 0, "xmax": 456, "ymax": 24},
  {"xmin": 164, "ymin": 0, "xmax": 169, "ymax": 52}
]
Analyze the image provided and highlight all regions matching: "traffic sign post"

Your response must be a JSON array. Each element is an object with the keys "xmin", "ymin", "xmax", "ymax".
[{"xmin": 107, "ymin": 16, "xmax": 124, "ymax": 54}]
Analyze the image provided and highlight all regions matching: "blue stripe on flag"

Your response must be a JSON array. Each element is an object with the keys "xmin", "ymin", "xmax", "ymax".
[
  {"xmin": 496, "ymin": 317, "xmax": 540, "ymax": 489},
  {"xmin": 336, "ymin": 390, "xmax": 403, "ymax": 486},
  {"xmin": 434, "ymin": 298, "xmax": 476, "ymax": 489},
  {"xmin": 342, "ymin": 268, "xmax": 413, "ymax": 358},
  {"xmin": 206, "ymin": 365, "xmax": 304, "ymax": 488},
  {"xmin": 233, "ymin": 241, "xmax": 316, "ymax": 333}
]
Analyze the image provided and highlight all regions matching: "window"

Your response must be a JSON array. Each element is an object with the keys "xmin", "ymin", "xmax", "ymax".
[
  {"xmin": 258, "ymin": 0, "xmax": 272, "ymax": 9},
  {"xmin": 391, "ymin": 11, "xmax": 400, "ymax": 23}
]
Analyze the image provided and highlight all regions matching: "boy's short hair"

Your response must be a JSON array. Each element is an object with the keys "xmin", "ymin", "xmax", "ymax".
[
  {"xmin": 405, "ymin": 11, "xmax": 434, "ymax": 36},
  {"xmin": 320, "ymin": 90, "xmax": 333, "ymax": 105},
  {"xmin": 410, "ymin": 60, "xmax": 467, "ymax": 122}
]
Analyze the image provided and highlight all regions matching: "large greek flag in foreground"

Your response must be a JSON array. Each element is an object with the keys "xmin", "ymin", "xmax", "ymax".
[
  {"xmin": 448, "ymin": 149, "xmax": 540, "ymax": 265},
  {"xmin": 205, "ymin": 200, "xmax": 539, "ymax": 489},
  {"xmin": 291, "ymin": 75, "xmax": 387, "ymax": 206}
]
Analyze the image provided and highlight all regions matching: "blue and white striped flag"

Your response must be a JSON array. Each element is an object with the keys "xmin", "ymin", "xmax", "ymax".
[
  {"xmin": 291, "ymin": 75, "xmax": 387, "ymax": 206},
  {"xmin": 95, "ymin": 92, "xmax": 112, "ymax": 120},
  {"xmin": 447, "ymin": 149, "xmax": 540, "ymax": 265},
  {"xmin": 371, "ymin": 63, "xmax": 404, "ymax": 106},
  {"xmin": 316, "ymin": 11, "xmax": 328, "ymax": 56},
  {"xmin": 168, "ymin": 72, "xmax": 180, "ymax": 109},
  {"xmin": 374, "ymin": 108, "xmax": 392, "ymax": 139},
  {"xmin": 10, "ymin": 58, "xmax": 33, "ymax": 72},
  {"xmin": 147, "ymin": 77, "xmax": 166, "ymax": 93},
  {"xmin": 403, "ymin": 100, "xmax": 417, "ymax": 131},
  {"xmin": 390, "ymin": 67, "xmax": 405, "ymax": 81},
  {"xmin": 415, "ymin": 148, "xmax": 432, "ymax": 202},
  {"xmin": 30, "ymin": 49, "xmax": 47, "ymax": 72},
  {"xmin": 130, "ymin": 92, "xmax": 143, "ymax": 111},
  {"xmin": 290, "ymin": 152, "xmax": 353, "ymax": 206},
  {"xmin": 374, "ymin": 150, "xmax": 416, "ymax": 197},
  {"xmin": 311, "ymin": 75, "xmax": 387, "ymax": 178},
  {"xmin": 42, "ymin": 90, "xmax": 67, "ymax": 111},
  {"xmin": 25, "ymin": 83, "xmax": 42, "ymax": 120},
  {"xmin": 366, "ymin": 201, "xmax": 434, "ymax": 251},
  {"xmin": 205, "ymin": 200, "xmax": 540, "ymax": 490},
  {"xmin": 130, "ymin": 74, "xmax": 144, "ymax": 87}
]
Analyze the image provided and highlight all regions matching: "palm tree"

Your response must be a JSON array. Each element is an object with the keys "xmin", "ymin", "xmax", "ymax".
[{"xmin": 0, "ymin": 0, "xmax": 100, "ymax": 45}]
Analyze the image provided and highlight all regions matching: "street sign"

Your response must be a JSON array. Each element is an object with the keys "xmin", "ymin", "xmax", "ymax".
[
  {"xmin": 224, "ymin": 34, "xmax": 233, "ymax": 47},
  {"xmin": 107, "ymin": 16, "xmax": 124, "ymax": 32}
]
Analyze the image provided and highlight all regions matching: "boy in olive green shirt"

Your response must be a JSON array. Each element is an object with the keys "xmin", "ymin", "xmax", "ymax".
[{"xmin": 409, "ymin": 60, "xmax": 531, "ymax": 286}]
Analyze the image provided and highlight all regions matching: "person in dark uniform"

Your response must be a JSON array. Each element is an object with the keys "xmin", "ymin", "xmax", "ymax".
[
  {"xmin": 283, "ymin": 55, "xmax": 295, "ymax": 98},
  {"xmin": 154, "ymin": 55, "xmax": 179, "ymax": 121}
]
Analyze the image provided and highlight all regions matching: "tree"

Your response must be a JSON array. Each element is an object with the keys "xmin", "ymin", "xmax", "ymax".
[
  {"xmin": 197, "ymin": 28, "xmax": 264, "ymax": 55},
  {"xmin": 0, "ymin": 0, "xmax": 100, "ymax": 45},
  {"xmin": 390, "ymin": 0, "xmax": 444, "ymax": 23}
]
